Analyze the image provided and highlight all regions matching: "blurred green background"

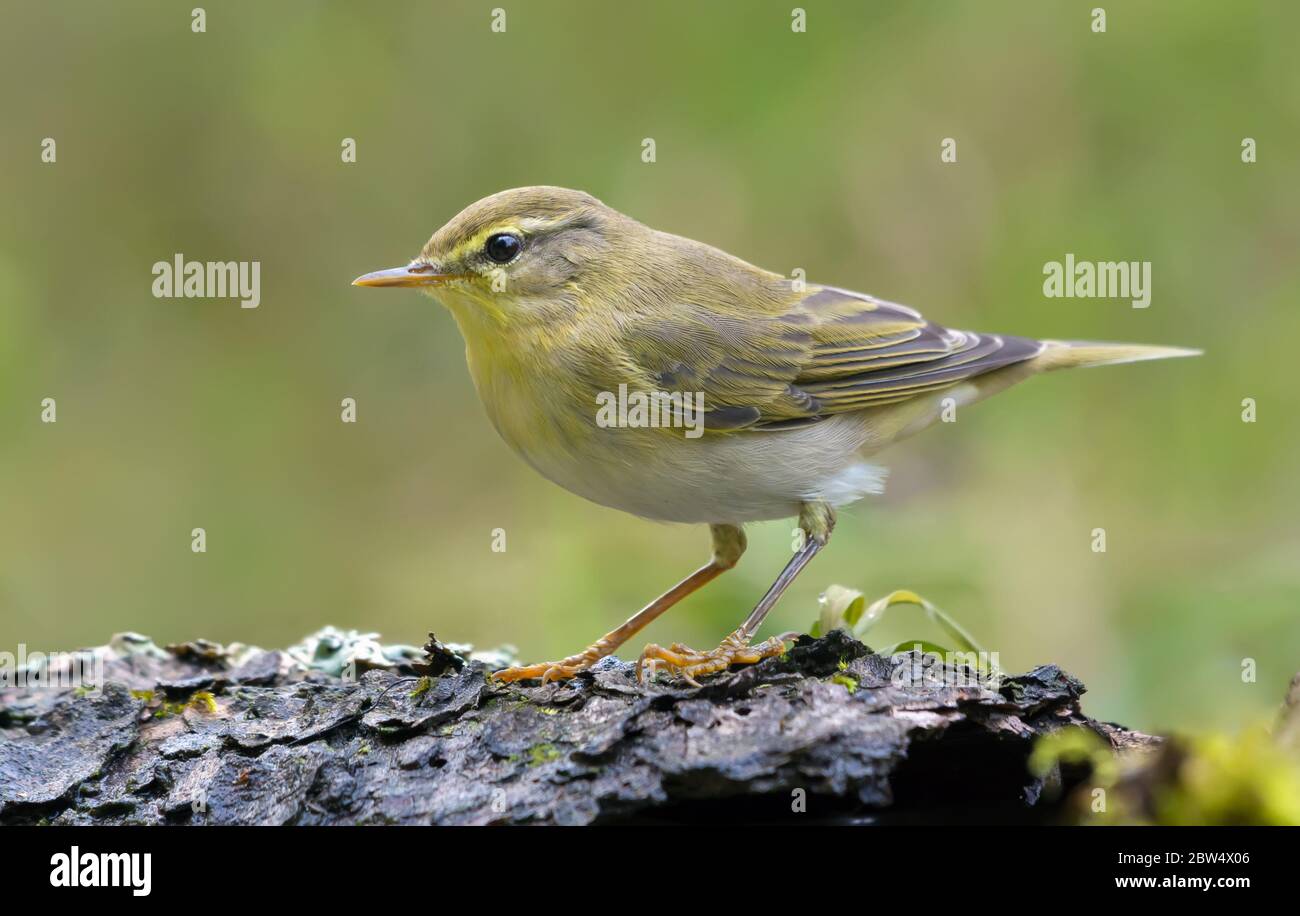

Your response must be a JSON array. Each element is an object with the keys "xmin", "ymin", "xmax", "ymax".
[{"xmin": 2, "ymin": 1, "xmax": 1297, "ymax": 735}]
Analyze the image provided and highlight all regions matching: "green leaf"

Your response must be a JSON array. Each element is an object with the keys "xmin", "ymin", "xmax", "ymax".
[
  {"xmin": 855, "ymin": 589, "xmax": 984, "ymax": 655},
  {"xmin": 878, "ymin": 640, "xmax": 953, "ymax": 657},
  {"xmin": 814, "ymin": 585, "xmax": 866, "ymax": 636}
]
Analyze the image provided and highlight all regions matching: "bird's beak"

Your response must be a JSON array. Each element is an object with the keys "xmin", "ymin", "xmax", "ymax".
[{"xmin": 352, "ymin": 263, "xmax": 461, "ymax": 288}]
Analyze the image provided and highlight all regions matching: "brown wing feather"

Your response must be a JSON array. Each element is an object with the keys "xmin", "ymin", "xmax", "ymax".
[{"xmin": 619, "ymin": 283, "xmax": 1044, "ymax": 431}]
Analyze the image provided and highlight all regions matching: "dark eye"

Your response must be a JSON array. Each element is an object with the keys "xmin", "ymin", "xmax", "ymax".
[{"xmin": 485, "ymin": 232, "xmax": 522, "ymax": 263}]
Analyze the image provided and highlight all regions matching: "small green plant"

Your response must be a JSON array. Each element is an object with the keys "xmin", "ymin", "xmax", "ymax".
[
  {"xmin": 811, "ymin": 586, "xmax": 985, "ymax": 658},
  {"xmin": 830, "ymin": 673, "xmax": 858, "ymax": 694},
  {"xmin": 188, "ymin": 691, "xmax": 217, "ymax": 714}
]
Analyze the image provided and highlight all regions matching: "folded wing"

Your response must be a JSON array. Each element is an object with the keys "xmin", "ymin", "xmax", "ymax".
[{"xmin": 618, "ymin": 283, "xmax": 1044, "ymax": 431}]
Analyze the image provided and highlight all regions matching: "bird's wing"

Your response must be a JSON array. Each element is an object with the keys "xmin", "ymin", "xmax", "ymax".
[{"xmin": 618, "ymin": 284, "xmax": 1044, "ymax": 431}]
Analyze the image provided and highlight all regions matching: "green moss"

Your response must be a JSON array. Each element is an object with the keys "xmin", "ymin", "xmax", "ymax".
[
  {"xmin": 409, "ymin": 676, "xmax": 433, "ymax": 699},
  {"xmin": 527, "ymin": 744, "xmax": 561, "ymax": 766},
  {"xmin": 137, "ymin": 688, "xmax": 217, "ymax": 717},
  {"xmin": 831, "ymin": 674, "xmax": 858, "ymax": 694}
]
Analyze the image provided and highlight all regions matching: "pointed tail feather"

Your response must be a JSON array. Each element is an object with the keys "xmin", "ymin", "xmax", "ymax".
[{"xmin": 1031, "ymin": 339, "xmax": 1202, "ymax": 372}]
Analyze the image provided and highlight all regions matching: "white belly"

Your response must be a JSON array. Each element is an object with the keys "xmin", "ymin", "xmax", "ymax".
[{"xmin": 516, "ymin": 413, "xmax": 887, "ymax": 525}]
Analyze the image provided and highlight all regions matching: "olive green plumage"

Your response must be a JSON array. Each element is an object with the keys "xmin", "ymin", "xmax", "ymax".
[
  {"xmin": 353, "ymin": 185, "xmax": 1200, "ymax": 685},
  {"xmin": 355, "ymin": 186, "xmax": 1198, "ymax": 526}
]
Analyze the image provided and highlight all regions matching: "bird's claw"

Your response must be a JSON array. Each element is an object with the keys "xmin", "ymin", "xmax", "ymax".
[
  {"xmin": 636, "ymin": 631, "xmax": 795, "ymax": 685},
  {"xmin": 491, "ymin": 651, "xmax": 599, "ymax": 684}
]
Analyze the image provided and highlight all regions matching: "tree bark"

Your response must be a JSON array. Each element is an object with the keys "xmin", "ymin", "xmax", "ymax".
[{"xmin": 0, "ymin": 630, "xmax": 1155, "ymax": 825}]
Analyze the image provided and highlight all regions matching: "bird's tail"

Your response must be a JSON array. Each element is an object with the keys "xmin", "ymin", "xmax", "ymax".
[{"xmin": 1030, "ymin": 339, "xmax": 1202, "ymax": 372}]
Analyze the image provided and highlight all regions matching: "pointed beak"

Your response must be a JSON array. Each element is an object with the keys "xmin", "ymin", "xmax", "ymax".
[{"xmin": 352, "ymin": 263, "xmax": 462, "ymax": 288}]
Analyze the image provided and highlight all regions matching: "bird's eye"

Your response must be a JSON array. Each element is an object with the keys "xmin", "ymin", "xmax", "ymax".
[{"xmin": 484, "ymin": 232, "xmax": 522, "ymax": 264}]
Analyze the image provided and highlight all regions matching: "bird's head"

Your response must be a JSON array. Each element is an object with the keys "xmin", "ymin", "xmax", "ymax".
[{"xmin": 353, "ymin": 186, "xmax": 631, "ymax": 325}]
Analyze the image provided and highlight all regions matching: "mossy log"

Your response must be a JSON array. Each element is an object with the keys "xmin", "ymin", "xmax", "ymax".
[{"xmin": 0, "ymin": 630, "xmax": 1155, "ymax": 825}]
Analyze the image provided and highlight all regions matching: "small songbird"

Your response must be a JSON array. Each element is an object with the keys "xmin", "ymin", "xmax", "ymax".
[{"xmin": 354, "ymin": 186, "xmax": 1199, "ymax": 685}]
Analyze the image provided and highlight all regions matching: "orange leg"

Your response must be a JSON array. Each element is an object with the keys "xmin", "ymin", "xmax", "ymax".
[
  {"xmin": 638, "ymin": 501, "xmax": 834, "ymax": 686},
  {"xmin": 491, "ymin": 524, "xmax": 746, "ymax": 684}
]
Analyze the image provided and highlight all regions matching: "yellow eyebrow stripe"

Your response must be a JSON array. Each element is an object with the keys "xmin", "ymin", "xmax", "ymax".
[
  {"xmin": 443, "ymin": 225, "xmax": 520, "ymax": 264},
  {"xmin": 442, "ymin": 215, "xmax": 571, "ymax": 265}
]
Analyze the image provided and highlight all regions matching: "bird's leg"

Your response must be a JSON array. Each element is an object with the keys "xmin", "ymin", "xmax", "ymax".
[
  {"xmin": 491, "ymin": 524, "xmax": 746, "ymax": 684},
  {"xmin": 638, "ymin": 501, "xmax": 834, "ymax": 686}
]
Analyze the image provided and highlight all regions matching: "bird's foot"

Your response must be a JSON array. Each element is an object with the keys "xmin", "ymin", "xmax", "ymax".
[
  {"xmin": 490, "ymin": 642, "xmax": 612, "ymax": 684},
  {"xmin": 636, "ymin": 629, "xmax": 797, "ymax": 687}
]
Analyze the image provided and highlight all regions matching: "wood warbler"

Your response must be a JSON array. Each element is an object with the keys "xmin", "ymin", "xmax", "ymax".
[{"xmin": 354, "ymin": 186, "xmax": 1199, "ymax": 686}]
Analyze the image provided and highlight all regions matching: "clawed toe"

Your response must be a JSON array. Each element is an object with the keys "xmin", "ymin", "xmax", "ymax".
[
  {"xmin": 492, "ymin": 655, "xmax": 593, "ymax": 684},
  {"xmin": 636, "ymin": 631, "xmax": 793, "ymax": 685}
]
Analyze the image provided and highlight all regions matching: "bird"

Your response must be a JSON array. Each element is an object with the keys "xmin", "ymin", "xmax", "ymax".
[{"xmin": 353, "ymin": 186, "xmax": 1199, "ymax": 686}]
